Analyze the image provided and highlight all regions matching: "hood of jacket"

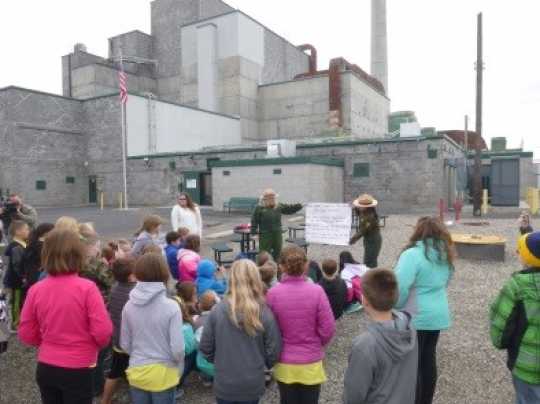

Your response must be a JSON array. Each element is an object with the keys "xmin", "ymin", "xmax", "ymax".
[
  {"xmin": 197, "ymin": 259, "xmax": 216, "ymax": 279},
  {"xmin": 129, "ymin": 282, "xmax": 166, "ymax": 306},
  {"xmin": 367, "ymin": 310, "xmax": 416, "ymax": 363},
  {"xmin": 136, "ymin": 231, "xmax": 155, "ymax": 242},
  {"xmin": 178, "ymin": 248, "xmax": 198, "ymax": 260}
]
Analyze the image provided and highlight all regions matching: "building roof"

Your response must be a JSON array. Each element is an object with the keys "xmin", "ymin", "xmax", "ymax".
[
  {"xmin": 438, "ymin": 130, "xmax": 487, "ymax": 151},
  {"xmin": 211, "ymin": 156, "xmax": 345, "ymax": 168}
]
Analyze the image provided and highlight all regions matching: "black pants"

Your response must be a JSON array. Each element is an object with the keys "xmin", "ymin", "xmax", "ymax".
[
  {"xmin": 416, "ymin": 330, "xmax": 440, "ymax": 404},
  {"xmin": 36, "ymin": 362, "xmax": 94, "ymax": 404},
  {"xmin": 277, "ymin": 382, "xmax": 321, "ymax": 404}
]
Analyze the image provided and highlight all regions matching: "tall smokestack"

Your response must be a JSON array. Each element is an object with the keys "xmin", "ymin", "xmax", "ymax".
[{"xmin": 371, "ymin": 0, "xmax": 388, "ymax": 95}]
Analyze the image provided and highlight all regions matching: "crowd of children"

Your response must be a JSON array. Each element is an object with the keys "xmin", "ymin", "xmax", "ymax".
[{"xmin": 0, "ymin": 208, "xmax": 538, "ymax": 404}]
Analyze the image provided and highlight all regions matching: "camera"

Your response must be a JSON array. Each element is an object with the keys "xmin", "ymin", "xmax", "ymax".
[{"xmin": 1, "ymin": 201, "xmax": 18, "ymax": 216}]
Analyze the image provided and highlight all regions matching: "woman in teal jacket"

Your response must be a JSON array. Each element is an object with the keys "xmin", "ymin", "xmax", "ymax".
[{"xmin": 395, "ymin": 217, "xmax": 455, "ymax": 404}]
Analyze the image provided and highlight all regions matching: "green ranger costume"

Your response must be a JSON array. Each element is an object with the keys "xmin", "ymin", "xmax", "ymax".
[
  {"xmin": 349, "ymin": 211, "xmax": 382, "ymax": 268},
  {"xmin": 251, "ymin": 203, "xmax": 303, "ymax": 260}
]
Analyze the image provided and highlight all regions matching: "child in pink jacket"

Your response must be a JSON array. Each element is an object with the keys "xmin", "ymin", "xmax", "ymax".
[
  {"xmin": 267, "ymin": 246, "xmax": 336, "ymax": 404},
  {"xmin": 19, "ymin": 229, "xmax": 113, "ymax": 404},
  {"xmin": 177, "ymin": 234, "xmax": 201, "ymax": 282}
]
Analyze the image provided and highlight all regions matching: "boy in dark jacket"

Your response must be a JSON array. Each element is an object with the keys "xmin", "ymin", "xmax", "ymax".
[
  {"xmin": 344, "ymin": 268, "xmax": 417, "ymax": 404},
  {"xmin": 318, "ymin": 259, "xmax": 348, "ymax": 320},
  {"xmin": 164, "ymin": 231, "xmax": 182, "ymax": 281},
  {"xmin": 2, "ymin": 220, "xmax": 30, "ymax": 330},
  {"xmin": 101, "ymin": 258, "xmax": 137, "ymax": 404},
  {"xmin": 490, "ymin": 231, "xmax": 540, "ymax": 402}
]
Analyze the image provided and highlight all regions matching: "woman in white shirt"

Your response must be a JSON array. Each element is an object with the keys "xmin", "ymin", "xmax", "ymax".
[{"xmin": 171, "ymin": 193, "xmax": 203, "ymax": 237}]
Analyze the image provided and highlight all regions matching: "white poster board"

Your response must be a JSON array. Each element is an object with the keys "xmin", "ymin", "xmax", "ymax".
[{"xmin": 305, "ymin": 203, "xmax": 352, "ymax": 246}]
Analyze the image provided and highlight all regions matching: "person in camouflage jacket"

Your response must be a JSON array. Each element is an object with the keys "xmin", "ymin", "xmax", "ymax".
[
  {"xmin": 490, "ymin": 231, "xmax": 540, "ymax": 402},
  {"xmin": 251, "ymin": 189, "xmax": 302, "ymax": 261}
]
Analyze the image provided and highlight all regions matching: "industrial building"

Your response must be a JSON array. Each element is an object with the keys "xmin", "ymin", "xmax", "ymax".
[{"xmin": 1, "ymin": 0, "xmax": 531, "ymax": 212}]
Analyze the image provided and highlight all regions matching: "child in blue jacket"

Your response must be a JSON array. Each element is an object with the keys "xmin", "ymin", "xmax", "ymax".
[{"xmin": 195, "ymin": 260, "xmax": 226, "ymax": 297}]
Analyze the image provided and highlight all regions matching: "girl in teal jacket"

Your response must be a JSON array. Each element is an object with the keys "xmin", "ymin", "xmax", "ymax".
[{"xmin": 394, "ymin": 216, "xmax": 455, "ymax": 404}]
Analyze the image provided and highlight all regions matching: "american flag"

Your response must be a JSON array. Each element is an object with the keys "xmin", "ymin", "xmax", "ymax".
[{"xmin": 118, "ymin": 68, "xmax": 128, "ymax": 104}]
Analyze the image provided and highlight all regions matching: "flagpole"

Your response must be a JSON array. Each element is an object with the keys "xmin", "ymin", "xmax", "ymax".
[{"xmin": 119, "ymin": 50, "xmax": 129, "ymax": 210}]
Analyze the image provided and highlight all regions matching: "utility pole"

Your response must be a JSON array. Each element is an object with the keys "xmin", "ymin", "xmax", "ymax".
[{"xmin": 473, "ymin": 12, "xmax": 483, "ymax": 216}]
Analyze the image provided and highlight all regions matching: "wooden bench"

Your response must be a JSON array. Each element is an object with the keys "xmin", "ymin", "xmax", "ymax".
[
  {"xmin": 223, "ymin": 197, "xmax": 259, "ymax": 214},
  {"xmin": 210, "ymin": 242, "xmax": 234, "ymax": 266}
]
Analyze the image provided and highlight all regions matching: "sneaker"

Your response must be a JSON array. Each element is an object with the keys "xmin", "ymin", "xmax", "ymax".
[
  {"xmin": 175, "ymin": 388, "xmax": 184, "ymax": 400},
  {"xmin": 344, "ymin": 302, "xmax": 363, "ymax": 315}
]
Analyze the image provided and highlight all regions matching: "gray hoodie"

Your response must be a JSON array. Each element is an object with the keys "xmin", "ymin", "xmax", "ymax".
[
  {"xmin": 199, "ymin": 300, "xmax": 282, "ymax": 402},
  {"xmin": 344, "ymin": 310, "xmax": 418, "ymax": 404},
  {"xmin": 120, "ymin": 282, "xmax": 184, "ymax": 375}
]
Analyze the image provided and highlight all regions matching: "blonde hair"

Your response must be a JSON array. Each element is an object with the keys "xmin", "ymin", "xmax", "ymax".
[
  {"xmin": 226, "ymin": 259, "xmax": 265, "ymax": 336},
  {"xmin": 79, "ymin": 222, "xmax": 98, "ymax": 244},
  {"xmin": 55, "ymin": 216, "xmax": 79, "ymax": 233}
]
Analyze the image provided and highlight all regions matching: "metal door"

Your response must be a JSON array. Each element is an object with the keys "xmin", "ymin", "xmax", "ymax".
[
  {"xmin": 201, "ymin": 173, "xmax": 212, "ymax": 206},
  {"xmin": 88, "ymin": 176, "xmax": 97, "ymax": 204},
  {"xmin": 491, "ymin": 159, "xmax": 519, "ymax": 206},
  {"xmin": 183, "ymin": 172, "xmax": 201, "ymax": 204}
]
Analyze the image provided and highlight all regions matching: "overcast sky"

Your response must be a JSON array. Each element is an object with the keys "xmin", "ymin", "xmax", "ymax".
[{"xmin": 1, "ymin": 0, "xmax": 539, "ymax": 156}]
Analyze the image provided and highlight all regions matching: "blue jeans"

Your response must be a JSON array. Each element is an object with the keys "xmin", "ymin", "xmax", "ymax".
[
  {"xmin": 217, "ymin": 399, "xmax": 259, "ymax": 404},
  {"xmin": 130, "ymin": 386, "xmax": 176, "ymax": 404},
  {"xmin": 513, "ymin": 376, "xmax": 540, "ymax": 404}
]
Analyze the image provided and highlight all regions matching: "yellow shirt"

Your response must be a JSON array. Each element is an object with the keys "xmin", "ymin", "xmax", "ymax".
[
  {"xmin": 126, "ymin": 364, "xmax": 180, "ymax": 392},
  {"xmin": 273, "ymin": 361, "xmax": 326, "ymax": 385}
]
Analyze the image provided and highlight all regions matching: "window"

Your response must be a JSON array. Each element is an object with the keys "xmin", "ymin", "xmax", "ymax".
[
  {"xmin": 273, "ymin": 169, "xmax": 282, "ymax": 175},
  {"xmin": 36, "ymin": 180, "xmax": 47, "ymax": 190},
  {"xmin": 223, "ymin": 170, "xmax": 231, "ymax": 176},
  {"xmin": 169, "ymin": 161, "xmax": 176, "ymax": 170},
  {"xmin": 353, "ymin": 163, "xmax": 370, "ymax": 177},
  {"xmin": 66, "ymin": 176, "xmax": 75, "ymax": 184}
]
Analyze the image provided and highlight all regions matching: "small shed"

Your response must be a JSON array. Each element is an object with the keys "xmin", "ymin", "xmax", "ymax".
[{"xmin": 210, "ymin": 157, "xmax": 344, "ymax": 211}]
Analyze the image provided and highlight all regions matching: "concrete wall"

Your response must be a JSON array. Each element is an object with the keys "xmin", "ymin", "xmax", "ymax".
[
  {"xmin": 0, "ymin": 88, "xmax": 88, "ymax": 206},
  {"xmin": 126, "ymin": 95, "xmax": 241, "ymax": 156},
  {"xmin": 343, "ymin": 72, "xmax": 389, "ymax": 138},
  {"xmin": 261, "ymin": 30, "xmax": 309, "ymax": 84},
  {"xmin": 71, "ymin": 64, "xmax": 157, "ymax": 100},
  {"xmin": 258, "ymin": 75, "xmax": 330, "ymax": 140},
  {"xmin": 151, "ymin": 0, "xmax": 234, "ymax": 103},
  {"xmin": 211, "ymin": 164, "xmax": 343, "ymax": 210},
  {"xmin": 123, "ymin": 136, "xmax": 465, "ymax": 212},
  {"xmin": 520, "ymin": 157, "xmax": 536, "ymax": 199}
]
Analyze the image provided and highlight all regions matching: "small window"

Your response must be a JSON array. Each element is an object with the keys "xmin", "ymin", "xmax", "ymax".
[
  {"xmin": 273, "ymin": 169, "xmax": 282, "ymax": 175},
  {"xmin": 353, "ymin": 163, "xmax": 370, "ymax": 177},
  {"xmin": 169, "ymin": 161, "xmax": 176, "ymax": 170},
  {"xmin": 66, "ymin": 176, "xmax": 75, "ymax": 184},
  {"xmin": 223, "ymin": 170, "xmax": 231, "ymax": 176},
  {"xmin": 428, "ymin": 148, "xmax": 438, "ymax": 159},
  {"xmin": 36, "ymin": 180, "xmax": 47, "ymax": 190}
]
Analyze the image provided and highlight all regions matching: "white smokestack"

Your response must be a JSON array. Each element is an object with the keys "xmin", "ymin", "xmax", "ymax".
[{"xmin": 371, "ymin": 0, "xmax": 388, "ymax": 95}]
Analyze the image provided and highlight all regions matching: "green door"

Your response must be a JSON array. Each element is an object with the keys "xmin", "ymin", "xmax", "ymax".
[
  {"xmin": 89, "ymin": 176, "xmax": 97, "ymax": 204},
  {"xmin": 183, "ymin": 172, "xmax": 202, "ymax": 204}
]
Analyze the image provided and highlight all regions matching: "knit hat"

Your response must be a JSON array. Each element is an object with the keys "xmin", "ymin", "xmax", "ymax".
[{"xmin": 517, "ymin": 232, "xmax": 540, "ymax": 267}]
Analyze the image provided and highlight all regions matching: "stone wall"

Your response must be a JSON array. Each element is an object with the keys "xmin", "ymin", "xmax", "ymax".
[
  {"xmin": 520, "ymin": 157, "xmax": 536, "ymax": 199},
  {"xmin": 0, "ymin": 87, "xmax": 88, "ymax": 206}
]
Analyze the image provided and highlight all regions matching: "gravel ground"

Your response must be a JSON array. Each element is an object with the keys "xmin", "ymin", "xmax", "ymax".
[{"xmin": 0, "ymin": 213, "xmax": 521, "ymax": 404}]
